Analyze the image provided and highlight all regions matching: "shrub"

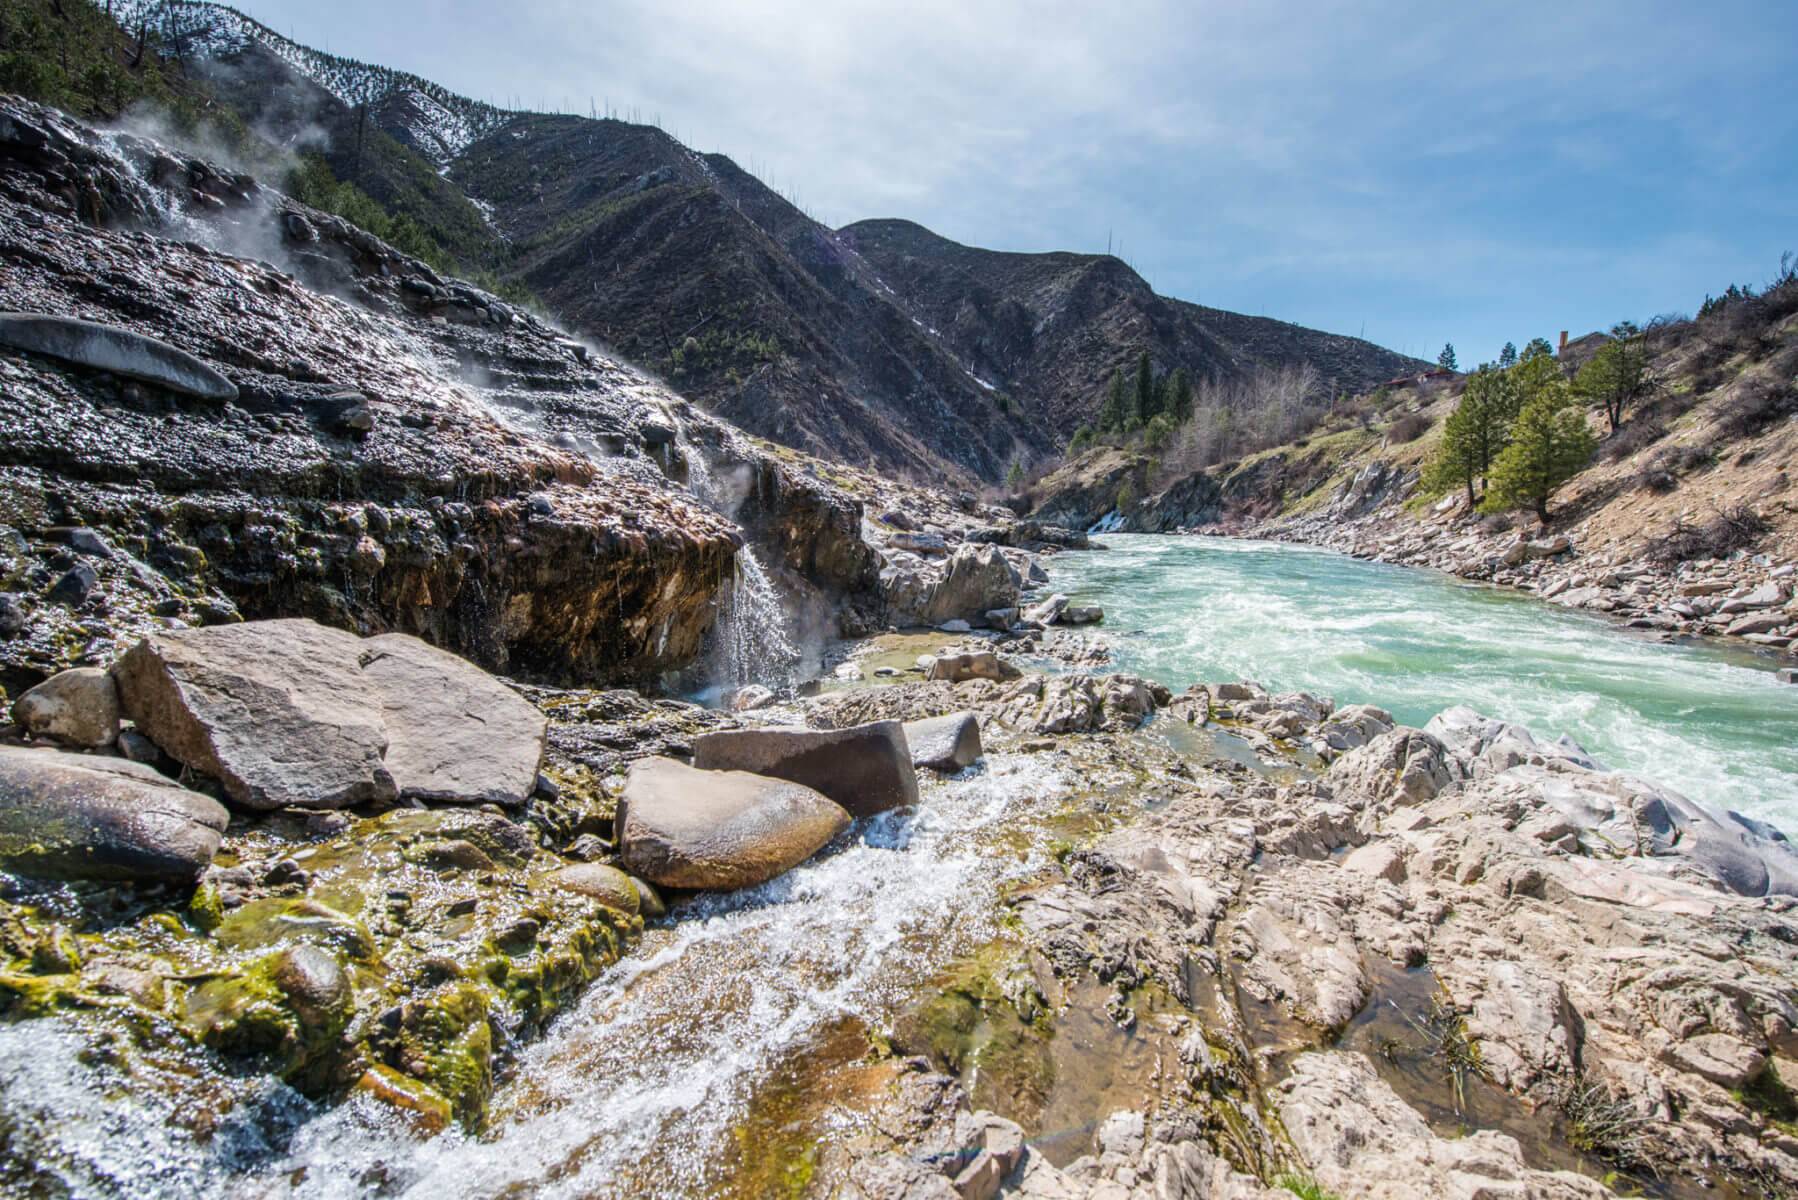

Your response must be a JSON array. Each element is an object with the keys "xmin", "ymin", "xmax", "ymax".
[
  {"xmin": 1385, "ymin": 412, "xmax": 1431, "ymax": 444},
  {"xmin": 1713, "ymin": 372, "xmax": 1798, "ymax": 441},
  {"xmin": 1599, "ymin": 418, "xmax": 1667, "ymax": 462},
  {"xmin": 1644, "ymin": 505, "xmax": 1770, "ymax": 567}
]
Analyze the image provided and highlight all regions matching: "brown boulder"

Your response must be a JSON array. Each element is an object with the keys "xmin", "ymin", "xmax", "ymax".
[
  {"xmin": 692, "ymin": 720, "xmax": 920, "ymax": 817},
  {"xmin": 358, "ymin": 633, "xmax": 545, "ymax": 807},
  {"xmin": 0, "ymin": 744, "xmax": 228, "ymax": 881},
  {"xmin": 618, "ymin": 757, "xmax": 850, "ymax": 890}
]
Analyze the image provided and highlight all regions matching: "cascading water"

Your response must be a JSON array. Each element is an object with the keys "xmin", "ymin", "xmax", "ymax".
[
  {"xmin": 681, "ymin": 434, "xmax": 803, "ymax": 698},
  {"xmin": 0, "ymin": 756, "xmax": 1071, "ymax": 1198}
]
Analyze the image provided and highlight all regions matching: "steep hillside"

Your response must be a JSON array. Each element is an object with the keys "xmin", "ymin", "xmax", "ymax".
[
  {"xmin": 838, "ymin": 218, "xmax": 1427, "ymax": 438},
  {"xmin": 450, "ymin": 113, "xmax": 1046, "ymax": 482},
  {"xmin": 59, "ymin": 0, "xmax": 1423, "ymax": 485}
]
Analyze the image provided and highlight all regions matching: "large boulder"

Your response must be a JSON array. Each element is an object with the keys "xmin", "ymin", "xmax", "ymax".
[
  {"xmin": 358, "ymin": 633, "xmax": 545, "ymax": 807},
  {"xmin": 925, "ymin": 650, "xmax": 1019, "ymax": 684},
  {"xmin": 904, "ymin": 712, "xmax": 983, "ymax": 773},
  {"xmin": 692, "ymin": 720, "xmax": 920, "ymax": 818},
  {"xmin": 617, "ymin": 757, "xmax": 850, "ymax": 889},
  {"xmin": 112, "ymin": 619, "xmax": 396, "ymax": 810},
  {"xmin": 920, "ymin": 544, "xmax": 1019, "ymax": 626},
  {"xmin": 11, "ymin": 667, "xmax": 121, "ymax": 748},
  {"xmin": 0, "ymin": 745, "xmax": 228, "ymax": 881}
]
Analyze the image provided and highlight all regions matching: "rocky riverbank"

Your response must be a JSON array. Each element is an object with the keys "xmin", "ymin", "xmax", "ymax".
[
  {"xmin": 4, "ymin": 605, "xmax": 1797, "ymax": 1197},
  {"xmin": 802, "ymin": 670, "xmax": 1798, "ymax": 1200}
]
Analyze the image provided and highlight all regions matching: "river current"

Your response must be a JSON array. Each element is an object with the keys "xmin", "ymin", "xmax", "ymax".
[{"xmin": 1045, "ymin": 534, "xmax": 1798, "ymax": 827}]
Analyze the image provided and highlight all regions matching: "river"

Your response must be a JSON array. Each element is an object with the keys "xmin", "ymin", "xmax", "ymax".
[{"xmin": 1045, "ymin": 534, "xmax": 1798, "ymax": 827}]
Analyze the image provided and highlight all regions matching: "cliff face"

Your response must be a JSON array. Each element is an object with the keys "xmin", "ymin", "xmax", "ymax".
[{"xmin": 0, "ymin": 97, "xmax": 881, "ymax": 692}]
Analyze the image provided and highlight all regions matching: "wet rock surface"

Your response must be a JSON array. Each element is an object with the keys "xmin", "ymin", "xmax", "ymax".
[
  {"xmin": 803, "ymin": 671, "xmax": 1798, "ymax": 1200},
  {"xmin": 0, "ymin": 744, "xmax": 227, "ymax": 881},
  {"xmin": 0, "ymin": 96, "xmax": 760, "ymax": 692}
]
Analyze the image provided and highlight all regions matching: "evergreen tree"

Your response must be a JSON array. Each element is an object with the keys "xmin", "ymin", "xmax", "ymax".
[
  {"xmin": 1574, "ymin": 321, "xmax": 1652, "ymax": 432},
  {"xmin": 1166, "ymin": 367, "xmax": 1194, "ymax": 423},
  {"xmin": 1482, "ymin": 381, "xmax": 1596, "ymax": 522},
  {"xmin": 1520, "ymin": 337, "xmax": 1555, "ymax": 362},
  {"xmin": 1498, "ymin": 342, "xmax": 1518, "ymax": 369},
  {"xmin": 1438, "ymin": 343, "xmax": 1459, "ymax": 371},
  {"xmin": 1509, "ymin": 350, "xmax": 1563, "ymax": 408},
  {"xmin": 1068, "ymin": 425, "xmax": 1095, "ymax": 454},
  {"xmin": 1098, "ymin": 372, "xmax": 1127, "ymax": 434},
  {"xmin": 1006, "ymin": 461, "xmax": 1024, "ymax": 490},
  {"xmin": 1422, "ymin": 367, "xmax": 1520, "ymax": 506},
  {"xmin": 1133, "ymin": 350, "xmax": 1155, "ymax": 426},
  {"xmin": 1423, "ymin": 399, "xmax": 1482, "ymax": 507}
]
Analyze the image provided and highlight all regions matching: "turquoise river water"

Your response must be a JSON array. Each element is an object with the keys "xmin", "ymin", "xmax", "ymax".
[{"xmin": 1046, "ymin": 534, "xmax": 1798, "ymax": 828}]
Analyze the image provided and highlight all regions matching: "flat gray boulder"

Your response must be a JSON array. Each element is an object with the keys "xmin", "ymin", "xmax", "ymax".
[
  {"xmin": 0, "ymin": 312, "xmax": 237, "ymax": 401},
  {"xmin": 904, "ymin": 712, "xmax": 983, "ymax": 773},
  {"xmin": 358, "ymin": 633, "xmax": 545, "ymax": 807},
  {"xmin": 113, "ymin": 619, "xmax": 396, "ymax": 810},
  {"xmin": 618, "ymin": 757, "xmax": 850, "ymax": 890},
  {"xmin": 692, "ymin": 720, "xmax": 920, "ymax": 818},
  {"xmin": 0, "ymin": 745, "xmax": 228, "ymax": 881}
]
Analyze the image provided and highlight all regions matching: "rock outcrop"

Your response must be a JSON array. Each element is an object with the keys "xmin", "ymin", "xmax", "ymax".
[{"xmin": 617, "ymin": 756, "xmax": 851, "ymax": 889}]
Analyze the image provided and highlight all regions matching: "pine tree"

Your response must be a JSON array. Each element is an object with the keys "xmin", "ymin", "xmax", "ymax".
[
  {"xmin": 1133, "ymin": 350, "xmax": 1155, "ymax": 426},
  {"xmin": 1509, "ymin": 350, "xmax": 1563, "ymax": 408},
  {"xmin": 1520, "ymin": 337, "xmax": 1555, "ymax": 362},
  {"xmin": 1482, "ymin": 380, "xmax": 1596, "ymax": 522},
  {"xmin": 1574, "ymin": 322, "xmax": 1651, "ymax": 432},
  {"xmin": 1423, "ymin": 399, "xmax": 1482, "ymax": 507},
  {"xmin": 1498, "ymin": 342, "xmax": 1518, "ymax": 369},
  {"xmin": 1166, "ymin": 367, "xmax": 1194, "ymax": 423},
  {"xmin": 1438, "ymin": 343, "xmax": 1458, "ymax": 372},
  {"xmin": 1422, "ymin": 367, "xmax": 1519, "ymax": 506},
  {"xmin": 1006, "ymin": 461, "xmax": 1024, "ymax": 490},
  {"xmin": 1099, "ymin": 371, "xmax": 1128, "ymax": 433}
]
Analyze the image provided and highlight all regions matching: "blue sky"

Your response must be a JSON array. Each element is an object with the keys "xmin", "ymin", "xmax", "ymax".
[{"xmin": 238, "ymin": 0, "xmax": 1798, "ymax": 365}]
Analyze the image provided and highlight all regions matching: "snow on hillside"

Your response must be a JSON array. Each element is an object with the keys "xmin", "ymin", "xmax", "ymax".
[{"xmin": 111, "ymin": 0, "xmax": 513, "ymax": 164}]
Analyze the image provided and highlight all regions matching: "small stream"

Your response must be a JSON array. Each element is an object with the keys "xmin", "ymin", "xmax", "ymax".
[{"xmin": 1046, "ymin": 534, "xmax": 1798, "ymax": 827}]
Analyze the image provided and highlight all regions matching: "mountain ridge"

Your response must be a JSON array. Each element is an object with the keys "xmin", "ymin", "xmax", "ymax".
[{"xmin": 94, "ymin": 0, "xmax": 1429, "ymax": 481}]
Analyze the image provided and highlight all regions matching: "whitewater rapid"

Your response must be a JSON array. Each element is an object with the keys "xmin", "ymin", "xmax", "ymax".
[{"xmin": 1046, "ymin": 534, "xmax": 1798, "ymax": 826}]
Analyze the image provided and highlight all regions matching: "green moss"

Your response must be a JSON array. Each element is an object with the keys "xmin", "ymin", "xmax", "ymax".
[
  {"xmin": 1272, "ymin": 1172, "xmax": 1341, "ymax": 1200},
  {"xmin": 213, "ymin": 896, "xmax": 374, "ymax": 960},
  {"xmin": 187, "ymin": 883, "xmax": 224, "ymax": 933}
]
